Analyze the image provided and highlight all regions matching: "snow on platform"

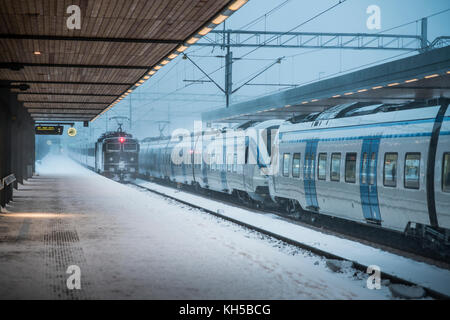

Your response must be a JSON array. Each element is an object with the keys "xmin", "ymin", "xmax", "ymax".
[
  {"xmin": 134, "ymin": 179, "xmax": 450, "ymax": 298},
  {"xmin": 0, "ymin": 155, "xmax": 393, "ymax": 299}
]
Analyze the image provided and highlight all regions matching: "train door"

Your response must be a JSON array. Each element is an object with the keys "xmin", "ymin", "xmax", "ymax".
[
  {"xmin": 304, "ymin": 141, "xmax": 319, "ymax": 210},
  {"xmin": 360, "ymin": 138, "xmax": 381, "ymax": 222}
]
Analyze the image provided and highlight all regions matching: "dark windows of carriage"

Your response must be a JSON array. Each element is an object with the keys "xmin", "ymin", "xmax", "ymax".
[
  {"xmin": 369, "ymin": 153, "xmax": 376, "ymax": 185},
  {"xmin": 318, "ymin": 153, "xmax": 327, "ymax": 180},
  {"xmin": 331, "ymin": 153, "xmax": 341, "ymax": 181},
  {"xmin": 345, "ymin": 153, "xmax": 357, "ymax": 183},
  {"xmin": 361, "ymin": 153, "xmax": 368, "ymax": 184},
  {"xmin": 283, "ymin": 153, "xmax": 290, "ymax": 177},
  {"xmin": 404, "ymin": 153, "xmax": 420, "ymax": 189},
  {"xmin": 443, "ymin": 153, "xmax": 450, "ymax": 193},
  {"xmin": 383, "ymin": 153, "xmax": 398, "ymax": 187},
  {"xmin": 107, "ymin": 143, "xmax": 120, "ymax": 151},
  {"xmin": 292, "ymin": 153, "xmax": 301, "ymax": 178}
]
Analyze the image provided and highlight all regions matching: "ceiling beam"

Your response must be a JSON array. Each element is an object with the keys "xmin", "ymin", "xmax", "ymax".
[
  {"xmin": 0, "ymin": 62, "xmax": 149, "ymax": 70},
  {"xmin": 0, "ymin": 34, "xmax": 183, "ymax": 45},
  {"xmin": 9, "ymin": 80, "xmax": 134, "ymax": 86},
  {"xmin": 18, "ymin": 92, "xmax": 117, "ymax": 97},
  {"xmin": 22, "ymin": 101, "xmax": 107, "ymax": 104}
]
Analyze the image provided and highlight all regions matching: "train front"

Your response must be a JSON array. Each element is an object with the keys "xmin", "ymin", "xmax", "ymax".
[{"xmin": 103, "ymin": 135, "xmax": 139, "ymax": 182}]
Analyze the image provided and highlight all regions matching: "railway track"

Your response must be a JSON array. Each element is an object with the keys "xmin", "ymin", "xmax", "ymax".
[{"xmin": 128, "ymin": 178, "xmax": 450, "ymax": 300}]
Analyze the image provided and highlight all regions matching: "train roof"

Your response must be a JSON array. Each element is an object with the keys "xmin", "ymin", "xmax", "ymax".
[
  {"xmin": 97, "ymin": 130, "xmax": 135, "ymax": 142},
  {"xmin": 287, "ymin": 101, "xmax": 427, "ymax": 124}
]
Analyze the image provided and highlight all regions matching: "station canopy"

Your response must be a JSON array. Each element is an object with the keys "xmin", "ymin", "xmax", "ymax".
[
  {"xmin": 0, "ymin": 0, "xmax": 246, "ymax": 122},
  {"xmin": 203, "ymin": 45, "xmax": 450, "ymax": 123}
]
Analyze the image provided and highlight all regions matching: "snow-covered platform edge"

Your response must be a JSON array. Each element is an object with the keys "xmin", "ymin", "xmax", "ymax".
[{"xmin": 134, "ymin": 179, "xmax": 450, "ymax": 297}]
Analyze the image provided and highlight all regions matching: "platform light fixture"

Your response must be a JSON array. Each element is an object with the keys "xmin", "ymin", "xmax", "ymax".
[
  {"xmin": 405, "ymin": 78, "xmax": 419, "ymax": 83},
  {"xmin": 160, "ymin": 60, "xmax": 170, "ymax": 65},
  {"xmin": 372, "ymin": 86, "xmax": 383, "ymax": 90},
  {"xmin": 301, "ymin": 101, "xmax": 308, "ymax": 104},
  {"xmin": 154, "ymin": 65, "xmax": 162, "ymax": 70},
  {"xmin": 198, "ymin": 27, "xmax": 212, "ymax": 36},
  {"xmin": 344, "ymin": 92, "xmax": 353, "ymax": 95},
  {"xmin": 332, "ymin": 94, "xmax": 341, "ymax": 98},
  {"xmin": 311, "ymin": 99, "xmax": 319, "ymax": 102},
  {"xmin": 143, "ymin": 76, "xmax": 150, "ymax": 80},
  {"xmin": 176, "ymin": 45, "xmax": 188, "ymax": 53},
  {"xmin": 212, "ymin": 14, "xmax": 229, "ymax": 25},
  {"xmin": 33, "ymin": 51, "xmax": 41, "ymax": 55},
  {"xmin": 187, "ymin": 37, "xmax": 200, "ymax": 44},
  {"xmin": 424, "ymin": 74, "xmax": 439, "ymax": 79},
  {"xmin": 229, "ymin": 0, "xmax": 248, "ymax": 11},
  {"xmin": 168, "ymin": 53, "xmax": 178, "ymax": 59},
  {"xmin": 387, "ymin": 82, "xmax": 400, "ymax": 87},
  {"xmin": 357, "ymin": 89, "xmax": 368, "ymax": 93}
]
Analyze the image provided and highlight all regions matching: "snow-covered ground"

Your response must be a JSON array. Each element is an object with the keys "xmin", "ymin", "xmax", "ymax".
[
  {"xmin": 134, "ymin": 180, "xmax": 450, "ymax": 298},
  {"xmin": 0, "ymin": 154, "xmax": 411, "ymax": 299}
]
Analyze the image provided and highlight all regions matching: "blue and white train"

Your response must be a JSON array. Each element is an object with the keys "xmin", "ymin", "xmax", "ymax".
[{"xmin": 270, "ymin": 99, "xmax": 450, "ymax": 242}]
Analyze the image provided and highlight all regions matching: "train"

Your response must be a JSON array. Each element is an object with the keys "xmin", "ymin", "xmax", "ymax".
[
  {"xmin": 137, "ymin": 99, "xmax": 450, "ymax": 247},
  {"xmin": 69, "ymin": 125, "xmax": 139, "ymax": 182}
]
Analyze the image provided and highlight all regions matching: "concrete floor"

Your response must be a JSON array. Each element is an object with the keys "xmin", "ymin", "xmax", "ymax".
[{"xmin": 0, "ymin": 155, "xmax": 390, "ymax": 299}]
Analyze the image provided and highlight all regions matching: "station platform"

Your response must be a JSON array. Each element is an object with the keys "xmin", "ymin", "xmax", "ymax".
[{"xmin": 0, "ymin": 155, "xmax": 390, "ymax": 299}]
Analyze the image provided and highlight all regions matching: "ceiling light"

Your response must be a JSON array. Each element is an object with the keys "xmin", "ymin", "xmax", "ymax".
[
  {"xmin": 187, "ymin": 37, "xmax": 199, "ymax": 44},
  {"xmin": 33, "ymin": 51, "xmax": 41, "ymax": 55},
  {"xmin": 154, "ymin": 65, "xmax": 162, "ymax": 70},
  {"xmin": 138, "ymin": 79, "xmax": 145, "ymax": 83},
  {"xmin": 160, "ymin": 60, "xmax": 169, "ymax": 65},
  {"xmin": 198, "ymin": 27, "xmax": 212, "ymax": 36},
  {"xmin": 143, "ymin": 76, "xmax": 150, "ymax": 80},
  {"xmin": 344, "ymin": 92, "xmax": 353, "ymax": 95},
  {"xmin": 212, "ymin": 14, "xmax": 228, "ymax": 25},
  {"xmin": 127, "ymin": 90, "xmax": 132, "ymax": 93},
  {"xmin": 229, "ymin": 0, "xmax": 248, "ymax": 11},
  {"xmin": 148, "ymin": 70, "xmax": 156, "ymax": 75},
  {"xmin": 387, "ymin": 82, "xmax": 400, "ymax": 86},
  {"xmin": 332, "ymin": 94, "xmax": 341, "ymax": 98},
  {"xmin": 357, "ymin": 89, "xmax": 368, "ymax": 93},
  {"xmin": 168, "ymin": 53, "xmax": 178, "ymax": 59},
  {"xmin": 372, "ymin": 86, "xmax": 383, "ymax": 90},
  {"xmin": 311, "ymin": 99, "xmax": 319, "ymax": 102},
  {"xmin": 176, "ymin": 45, "xmax": 188, "ymax": 53},
  {"xmin": 405, "ymin": 78, "xmax": 419, "ymax": 83},
  {"xmin": 135, "ymin": 83, "xmax": 141, "ymax": 86},
  {"xmin": 424, "ymin": 74, "xmax": 439, "ymax": 79}
]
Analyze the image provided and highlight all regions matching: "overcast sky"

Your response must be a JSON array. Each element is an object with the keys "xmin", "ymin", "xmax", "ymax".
[{"xmin": 79, "ymin": 0, "xmax": 450, "ymax": 141}]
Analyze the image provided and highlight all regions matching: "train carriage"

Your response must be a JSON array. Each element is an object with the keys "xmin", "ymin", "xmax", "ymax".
[{"xmin": 270, "ymin": 99, "xmax": 450, "ymax": 243}]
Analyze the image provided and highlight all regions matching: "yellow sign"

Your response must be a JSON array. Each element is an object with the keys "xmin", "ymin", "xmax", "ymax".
[{"xmin": 68, "ymin": 127, "xmax": 77, "ymax": 137}]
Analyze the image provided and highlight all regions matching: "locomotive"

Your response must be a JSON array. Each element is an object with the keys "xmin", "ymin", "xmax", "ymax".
[{"xmin": 69, "ymin": 125, "xmax": 139, "ymax": 182}]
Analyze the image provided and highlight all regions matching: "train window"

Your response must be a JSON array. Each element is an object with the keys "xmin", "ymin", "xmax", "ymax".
[
  {"xmin": 345, "ymin": 153, "xmax": 357, "ymax": 183},
  {"xmin": 311, "ymin": 153, "xmax": 315, "ymax": 180},
  {"xmin": 124, "ymin": 144, "xmax": 137, "ymax": 151},
  {"xmin": 383, "ymin": 153, "xmax": 398, "ymax": 187},
  {"xmin": 361, "ymin": 153, "xmax": 368, "ymax": 184},
  {"xmin": 292, "ymin": 153, "xmax": 301, "ymax": 178},
  {"xmin": 369, "ymin": 152, "xmax": 376, "ymax": 185},
  {"xmin": 318, "ymin": 153, "xmax": 327, "ymax": 180},
  {"xmin": 404, "ymin": 153, "xmax": 420, "ymax": 189},
  {"xmin": 107, "ymin": 143, "xmax": 120, "ymax": 151},
  {"xmin": 283, "ymin": 153, "xmax": 290, "ymax": 177},
  {"xmin": 330, "ymin": 153, "xmax": 341, "ymax": 181},
  {"xmin": 443, "ymin": 153, "xmax": 450, "ymax": 193}
]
